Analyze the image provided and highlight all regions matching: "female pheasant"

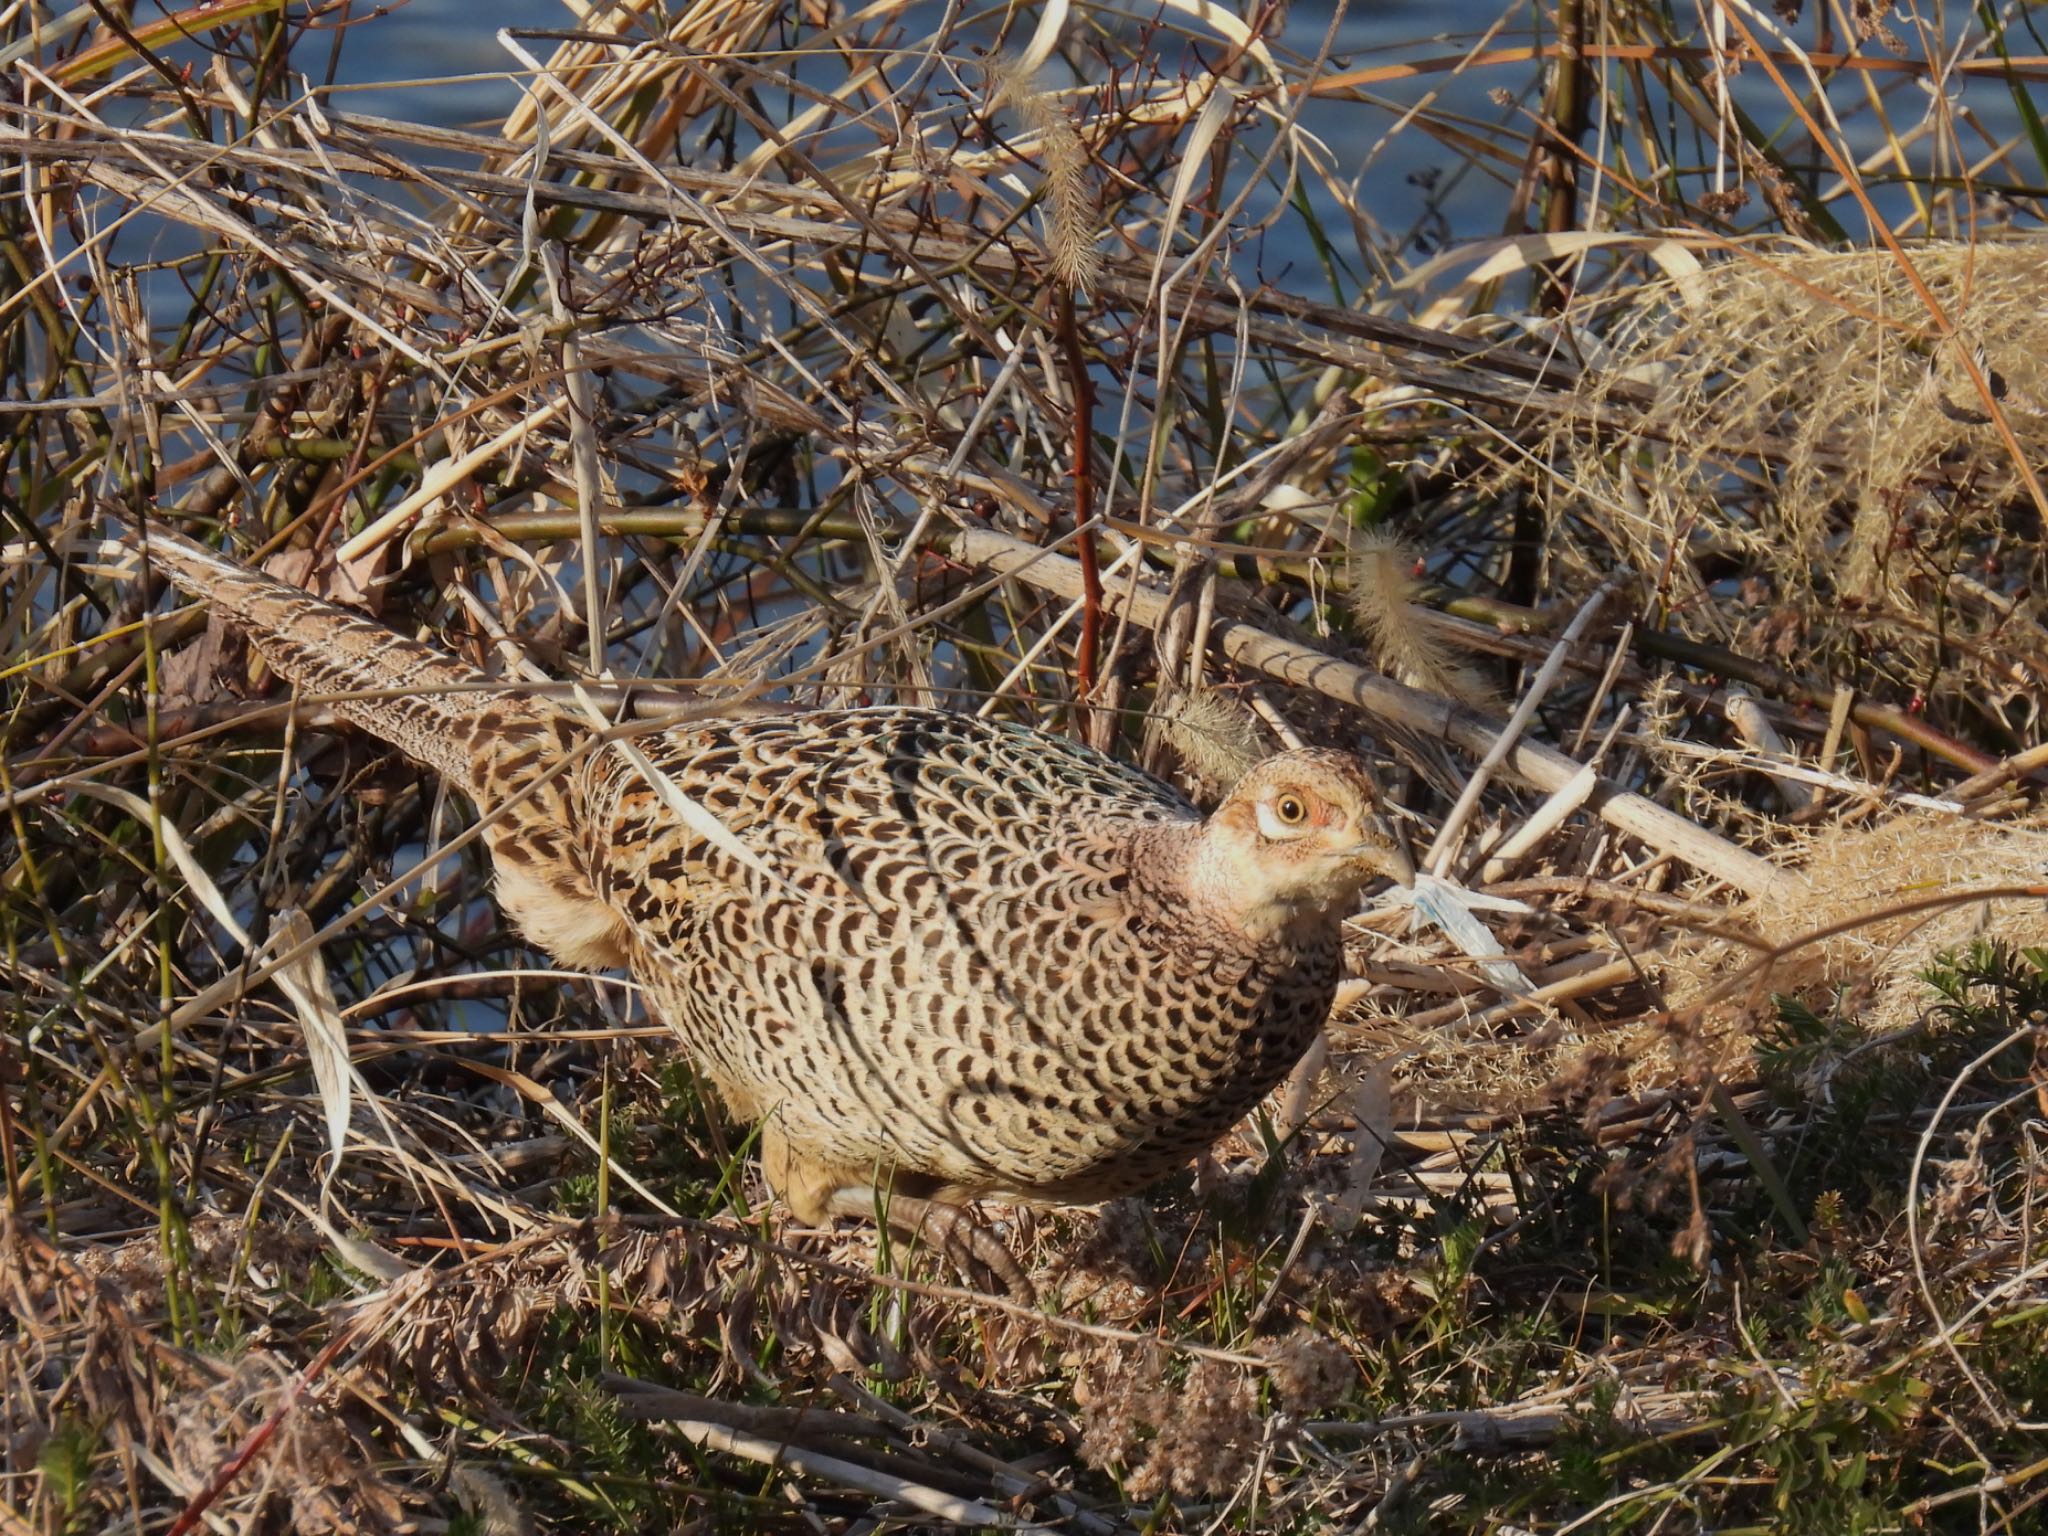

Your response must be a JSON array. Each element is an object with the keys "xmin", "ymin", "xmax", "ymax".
[{"xmin": 131, "ymin": 524, "xmax": 1410, "ymax": 1295}]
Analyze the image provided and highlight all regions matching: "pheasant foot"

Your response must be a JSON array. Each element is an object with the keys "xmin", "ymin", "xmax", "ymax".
[{"xmin": 868, "ymin": 1190, "xmax": 1036, "ymax": 1304}]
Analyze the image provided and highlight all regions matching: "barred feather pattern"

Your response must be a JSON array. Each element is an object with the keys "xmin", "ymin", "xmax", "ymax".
[
  {"xmin": 578, "ymin": 711, "xmax": 1343, "ymax": 1202},
  {"xmin": 134, "ymin": 527, "xmax": 609, "ymax": 957},
  {"xmin": 136, "ymin": 524, "xmax": 1397, "ymax": 1217},
  {"xmin": 134, "ymin": 528, "xmax": 543, "ymax": 790}
]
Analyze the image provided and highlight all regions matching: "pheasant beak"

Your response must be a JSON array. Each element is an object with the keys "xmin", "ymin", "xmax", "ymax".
[{"xmin": 1342, "ymin": 812, "xmax": 1415, "ymax": 887}]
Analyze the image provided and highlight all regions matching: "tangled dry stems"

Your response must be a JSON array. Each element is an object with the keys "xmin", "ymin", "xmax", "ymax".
[{"xmin": 1, "ymin": 0, "xmax": 2046, "ymax": 1529}]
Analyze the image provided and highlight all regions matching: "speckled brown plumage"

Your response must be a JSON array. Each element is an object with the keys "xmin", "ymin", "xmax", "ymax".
[{"xmin": 135, "ymin": 524, "xmax": 1409, "ymax": 1293}]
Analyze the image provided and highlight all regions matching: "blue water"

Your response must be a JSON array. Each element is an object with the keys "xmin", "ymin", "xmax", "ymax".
[
  {"xmin": 332, "ymin": 0, "xmax": 2031, "ymax": 268},
  {"xmin": 330, "ymin": 0, "xmax": 1537, "ymax": 260}
]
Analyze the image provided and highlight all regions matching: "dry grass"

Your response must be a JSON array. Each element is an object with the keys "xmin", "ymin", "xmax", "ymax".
[
  {"xmin": 2, "ymin": 0, "xmax": 2047, "ymax": 1530},
  {"xmin": 1535, "ymin": 245, "xmax": 2048, "ymax": 722}
]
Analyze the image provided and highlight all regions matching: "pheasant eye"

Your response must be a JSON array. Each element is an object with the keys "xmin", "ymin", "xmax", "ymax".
[{"xmin": 1275, "ymin": 794, "xmax": 1307, "ymax": 825}]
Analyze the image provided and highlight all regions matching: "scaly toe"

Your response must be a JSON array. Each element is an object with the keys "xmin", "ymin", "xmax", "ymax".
[{"xmin": 887, "ymin": 1194, "xmax": 1037, "ymax": 1305}]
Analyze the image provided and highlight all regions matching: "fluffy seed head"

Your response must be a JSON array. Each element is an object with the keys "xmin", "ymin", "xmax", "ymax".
[
  {"xmin": 989, "ymin": 55, "xmax": 1103, "ymax": 291},
  {"xmin": 1147, "ymin": 688, "xmax": 1264, "ymax": 792},
  {"xmin": 1347, "ymin": 529, "xmax": 1497, "ymax": 709}
]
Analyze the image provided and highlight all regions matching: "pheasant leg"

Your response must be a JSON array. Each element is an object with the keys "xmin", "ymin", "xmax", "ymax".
[{"xmin": 761, "ymin": 1120, "xmax": 1034, "ymax": 1302}]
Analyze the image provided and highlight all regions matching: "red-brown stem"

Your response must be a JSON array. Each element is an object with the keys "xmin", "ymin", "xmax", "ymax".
[{"xmin": 1056, "ymin": 283, "xmax": 1101, "ymax": 718}]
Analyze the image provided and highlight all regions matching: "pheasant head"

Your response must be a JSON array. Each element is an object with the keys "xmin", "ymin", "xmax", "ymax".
[{"xmin": 1188, "ymin": 749, "xmax": 1411, "ymax": 940}]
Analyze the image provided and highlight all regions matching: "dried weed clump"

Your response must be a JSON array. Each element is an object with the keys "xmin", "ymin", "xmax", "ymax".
[
  {"xmin": 446, "ymin": 1466, "xmax": 533, "ymax": 1536},
  {"xmin": 373, "ymin": 1219, "xmax": 917, "ymax": 1403},
  {"xmin": 1263, "ymin": 1327, "xmax": 1356, "ymax": 1414},
  {"xmin": 73, "ymin": 1213, "xmax": 311, "ymax": 1313},
  {"xmin": 1545, "ymin": 243, "xmax": 2048, "ymax": 700},
  {"xmin": 1077, "ymin": 1346, "xmax": 1264, "ymax": 1499},
  {"xmin": 166, "ymin": 1355, "xmax": 407, "ymax": 1533},
  {"xmin": 1707, "ymin": 809, "xmax": 2048, "ymax": 1032}
]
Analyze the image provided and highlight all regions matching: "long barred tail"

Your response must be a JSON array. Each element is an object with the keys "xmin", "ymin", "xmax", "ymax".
[
  {"xmin": 133, "ymin": 522, "xmax": 558, "ymax": 797},
  {"xmin": 135, "ymin": 523, "xmax": 631, "ymax": 969}
]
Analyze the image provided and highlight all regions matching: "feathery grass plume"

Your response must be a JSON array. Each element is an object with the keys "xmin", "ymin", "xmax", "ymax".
[
  {"xmin": 1146, "ymin": 687, "xmax": 1265, "ymax": 792},
  {"xmin": 990, "ymin": 57, "xmax": 1103, "ymax": 292},
  {"xmin": 1345, "ymin": 529, "xmax": 1497, "ymax": 708},
  {"xmin": 1731, "ymin": 810, "xmax": 2048, "ymax": 1036},
  {"xmin": 1526, "ymin": 244, "xmax": 2048, "ymax": 711}
]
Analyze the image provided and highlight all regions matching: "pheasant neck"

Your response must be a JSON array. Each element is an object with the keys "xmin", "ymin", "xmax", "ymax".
[{"xmin": 1126, "ymin": 820, "xmax": 1337, "ymax": 949}]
